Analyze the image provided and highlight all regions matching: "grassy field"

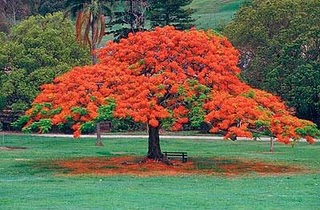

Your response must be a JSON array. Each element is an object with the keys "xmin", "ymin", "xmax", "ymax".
[
  {"xmin": 1, "ymin": 134, "xmax": 320, "ymax": 209},
  {"xmin": 190, "ymin": 0, "xmax": 245, "ymax": 30}
]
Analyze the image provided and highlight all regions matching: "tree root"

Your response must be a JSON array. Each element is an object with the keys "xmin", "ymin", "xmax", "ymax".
[{"xmin": 140, "ymin": 156, "xmax": 173, "ymax": 166}]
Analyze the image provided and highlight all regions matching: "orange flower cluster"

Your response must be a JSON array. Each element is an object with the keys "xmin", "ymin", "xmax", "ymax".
[
  {"xmin": 23, "ymin": 26, "xmax": 318, "ymax": 142},
  {"xmin": 204, "ymin": 87, "xmax": 316, "ymax": 143}
]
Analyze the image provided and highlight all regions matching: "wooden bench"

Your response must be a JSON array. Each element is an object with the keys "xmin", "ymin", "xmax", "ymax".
[{"xmin": 164, "ymin": 151, "xmax": 188, "ymax": 163}]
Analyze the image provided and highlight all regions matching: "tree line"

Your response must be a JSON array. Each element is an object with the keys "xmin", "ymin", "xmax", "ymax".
[
  {"xmin": 0, "ymin": 0, "xmax": 195, "ymax": 130},
  {"xmin": 223, "ymin": 0, "xmax": 320, "ymax": 126},
  {"xmin": 0, "ymin": 0, "xmax": 194, "ymax": 37},
  {"xmin": 0, "ymin": 0, "xmax": 319, "ymax": 130}
]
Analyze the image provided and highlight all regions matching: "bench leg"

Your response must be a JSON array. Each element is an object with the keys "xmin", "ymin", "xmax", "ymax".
[{"xmin": 182, "ymin": 154, "xmax": 187, "ymax": 163}]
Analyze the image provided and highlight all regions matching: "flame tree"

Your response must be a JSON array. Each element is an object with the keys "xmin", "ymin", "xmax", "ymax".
[{"xmin": 19, "ymin": 26, "xmax": 319, "ymax": 161}]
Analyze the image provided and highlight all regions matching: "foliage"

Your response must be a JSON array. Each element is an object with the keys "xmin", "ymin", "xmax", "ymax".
[
  {"xmin": 11, "ymin": 115, "xmax": 30, "ymax": 129},
  {"xmin": 21, "ymin": 26, "xmax": 319, "ymax": 144},
  {"xmin": 0, "ymin": 0, "xmax": 31, "ymax": 25},
  {"xmin": 147, "ymin": 0, "xmax": 195, "ymax": 30},
  {"xmin": 107, "ymin": 0, "xmax": 194, "ymax": 41},
  {"xmin": 0, "ymin": 12, "xmax": 90, "ymax": 114},
  {"xmin": 0, "ymin": 0, "xmax": 67, "ymax": 32},
  {"xmin": 223, "ymin": 0, "xmax": 320, "ymax": 125},
  {"xmin": 37, "ymin": 0, "xmax": 67, "ymax": 15},
  {"xmin": 105, "ymin": 0, "xmax": 149, "ymax": 41}
]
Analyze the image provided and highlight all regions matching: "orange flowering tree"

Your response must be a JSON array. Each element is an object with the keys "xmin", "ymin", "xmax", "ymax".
[{"xmin": 18, "ymin": 26, "xmax": 319, "ymax": 161}]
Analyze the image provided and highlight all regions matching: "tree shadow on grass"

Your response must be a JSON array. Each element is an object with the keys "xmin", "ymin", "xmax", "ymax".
[{"xmin": 51, "ymin": 156, "xmax": 308, "ymax": 177}]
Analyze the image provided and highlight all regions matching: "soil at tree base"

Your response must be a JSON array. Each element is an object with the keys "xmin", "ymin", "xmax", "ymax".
[{"xmin": 54, "ymin": 156, "xmax": 307, "ymax": 177}]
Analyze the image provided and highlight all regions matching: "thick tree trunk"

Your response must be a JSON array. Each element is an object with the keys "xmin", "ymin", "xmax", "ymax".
[{"xmin": 147, "ymin": 125, "xmax": 164, "ymax": 160}]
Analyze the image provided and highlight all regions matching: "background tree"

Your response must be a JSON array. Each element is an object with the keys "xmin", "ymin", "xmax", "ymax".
[
  {"xmin": 147, "ymin": 0, "xmax": 194, "ymax": 30},
  {"xmin": 106, "ymin": 0, "xmax": 148, "ymax": 41},
  {"xmin": 223, "ymin": 0, "xmax": 320, "ymax": 125},
  {"xmin": 0, "ymin": 0, "xmax": 67, "ymax": 32},
  {"xmin": 0, "ymin": 32, "xmax": 6, "ymax": 112},
  {"xmin": 37, "ymin": 0, "xmax": 67, "ymax": 15},
  {"xmin": 19, "ymin": 27, "xmax": 319, "ymax": 162},
  {"xmin": 0, "ymin": 12, "xmax": 90, "ymax": 128},
  {"xmin": 0, "ymin": 0, "xmax": 31, "ymax": 32},
  {"xmin": 65, "ymin": 0, "xmax": 113, "ymax": 64},
  {"xmin": 0, "ymin": 0, "xmax": 10, "ymax": 33}
]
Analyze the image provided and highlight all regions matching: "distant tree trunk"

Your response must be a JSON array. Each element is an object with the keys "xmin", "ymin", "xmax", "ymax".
[
  {"xmin": 90, "ymin": 12, "xmax": 98, "ymax": 65},
  {"xmin": 147, "ymin": 125, "xmax": 164, "ymax": 160},
  {"xmin": 129, "ymin": 0, "xmax": 134, "ymax": 32},
  {"xmin": 11, "ymin": 1, "xmax": 17, "ymax": 24},
  {"xmin": 270, "ymin": 137, "xmax": 274, "ymax": 153},
  {"xmin": 96, "ymin": 121, "xmax": 103, "ymax": 146},
  {"xmin": 90, "ymin": 10, "xmax": 102, "ymax": 146}
]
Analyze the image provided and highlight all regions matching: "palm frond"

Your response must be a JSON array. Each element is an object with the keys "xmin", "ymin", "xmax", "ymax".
[
  {"xmin": 83, "ymin": 14, "xmax": 92, "ymax": 48},
  {"xmin": 93, "ymin": 20, "xmax": 99, "ymax": 45},
  {"xmin": 75, "ymin": 11, "xmax": 84, "ymax": 42},
  {"xmin": 71, "ymin": 0, "xmax": 115, "ymax": 53},
  {"xmin": 97, "ymin": 15, "xmax": 106, "ymax": 45}
]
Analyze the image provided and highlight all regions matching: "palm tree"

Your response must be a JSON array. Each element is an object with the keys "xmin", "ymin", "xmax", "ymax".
[
  {"xmin": 66, "ymin": 0, "xmax": 113, "ymax": 64},
  {"xmin": 65, "ymin": 0, "xmax": 113, "ymax": 146}
]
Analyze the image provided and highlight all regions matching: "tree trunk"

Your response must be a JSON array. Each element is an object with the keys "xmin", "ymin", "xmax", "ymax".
[
  {"xmin": 270, "ymin": 137, "xmax": 274, "ymax": 153},
  {"xmin": 129, "ymin": 0, "xmax": 134, "ymax": 32},
  {"xmin": 91, "ymin": 13, "xmax": 98, "ymax": 65},
  {"xmin": 90, "ymin": 6, "xmax": 101, "ymax": 146},
  {"xmin": 95, "ymin": 122, "xmax": 103, "ymax": 146},
  {"xmin": 147, "ymin": 125, "xmax": 164, "ymax": 160}
]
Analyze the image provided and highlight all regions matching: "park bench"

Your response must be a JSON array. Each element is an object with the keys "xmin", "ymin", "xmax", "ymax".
[{"xmin": 164, "ymin": 151, "xmax": 188, "ymax": 163}]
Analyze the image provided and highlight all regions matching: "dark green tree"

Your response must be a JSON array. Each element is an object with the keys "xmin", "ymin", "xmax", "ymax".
[
  {"xmin": 0, "ymin": 0, "xmax": 67, "ymax": 32},
  {"xmin": 147, "ymin": 0, "xmax": 194, "ymax": 30},
  {"xmin": 106, "ymin": 0, "xmax": 148, "ymax": 41},
  {"xmin": 38, "ymin": 0, "xmax": 67, "ymax": 15},
  {"xmin": 0, "ymin": 12, "xmax": 90, "ymax": 127},
  {"xmin": 224, "ymin": 0, "xmax": 320, "ymax": 125},
  {"xmin": 0, "ymin": 32, "xmax": 6, "ymax": 111}
]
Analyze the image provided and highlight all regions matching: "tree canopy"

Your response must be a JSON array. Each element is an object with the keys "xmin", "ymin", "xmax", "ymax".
[
  {"xmin": 19, "ymin": 27, "xmax": 318, "ymax": 160},
  {"xmin": 0, "ymin": 12, "xmax": 90, "ymax": 113},
  {"xmin": 223, "ymin": 0, "xmax": 320, "ymax": 125},
  {"xmin": 147, "ymin": 0, "xmax": 194, "ymax": 30},
  {"xmin": 105, "ymin": 0, "xmax": 195, "ymax": 41},
  {"xmin": 107, "ymin": 0, "xmax": 148, "ymax": 41},
  {"xmin": 0, "ymin": 0, "xmax": 68, "ymax": 33}
]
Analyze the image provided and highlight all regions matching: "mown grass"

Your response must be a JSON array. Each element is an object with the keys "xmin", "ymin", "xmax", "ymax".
[
  {"xmin": 190, "ymin": 0, "xmax": 245, "ymax": 29},
  {"xmin": 1, "ymin": 134, "xmax": 319, "ymax": 209}
]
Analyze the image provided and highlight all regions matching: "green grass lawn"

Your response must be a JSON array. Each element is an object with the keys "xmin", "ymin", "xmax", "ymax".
[
  {"xmin": 190, "ymin": 0, "xmax": 245, "ymax": 30},
  {"xmin": 1, "ymin": 134, "xmax": 319, "ymax": 209}
]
